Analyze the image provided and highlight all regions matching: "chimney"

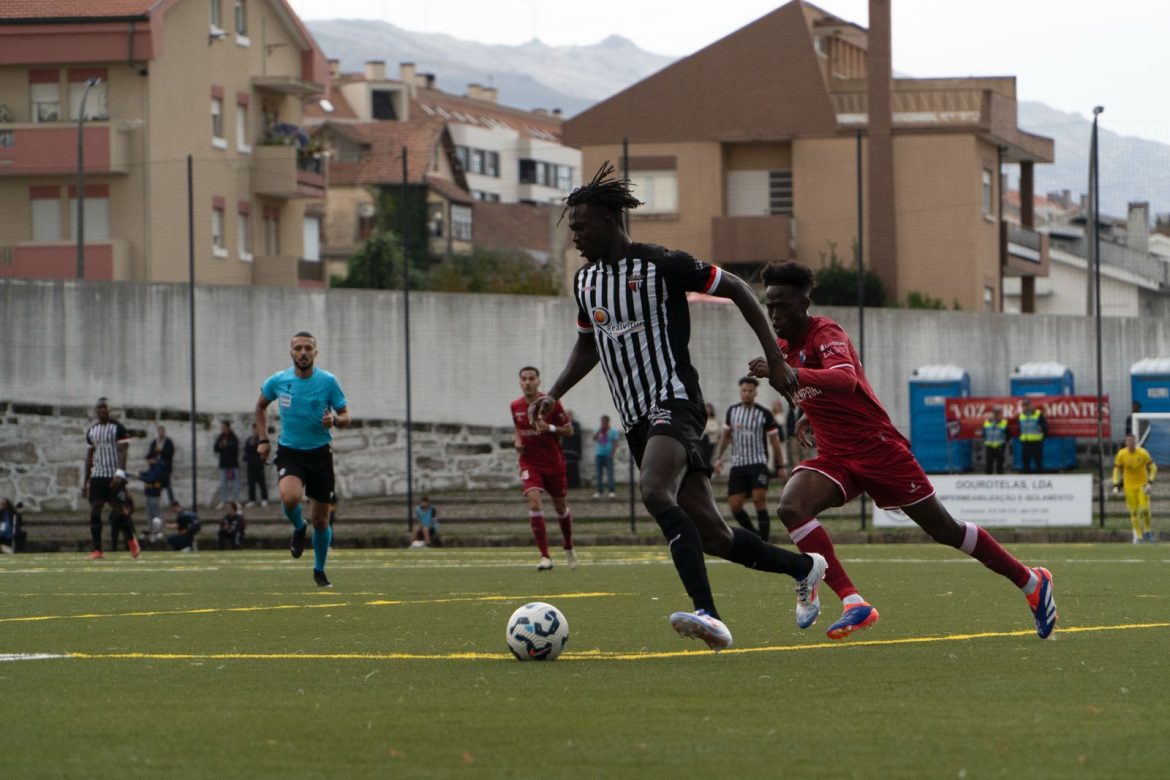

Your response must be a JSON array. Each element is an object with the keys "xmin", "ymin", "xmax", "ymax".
[
  {"xmin": 552, "ymin": 107, "xmax": 562, "ymax": 117},
  {"xmin": 365, "ymin": 60, "xmax": 385, "ymax": 81},
  {"xmin": 467, "ymin": 83, "xmax": 484, "ymax": 101},
  {"xmin": 1127, "ymin": 202, "xmax": 1150, "ymax": 251},
  {"xmin": 400, "ymin": 63, "xmax": 417, "ymax": 97},
  {"xmin": 482, "ymin": 86, "xmax": 498, "ymax": 104},
  {"xmin": 417, "ymin": 73, "xmax": 435, "ymax": 90},
  {"xmin": 328, "ymin": 59, "xmax": 340, "ymax": 78}
]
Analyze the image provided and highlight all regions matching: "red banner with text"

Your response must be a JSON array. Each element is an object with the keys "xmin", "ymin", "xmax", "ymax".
[{"xmin": 944, "ymin": 396, "xmax": 1111, "ymax": 439}]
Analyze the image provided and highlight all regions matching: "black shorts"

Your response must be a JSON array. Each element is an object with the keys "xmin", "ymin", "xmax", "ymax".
[
  {"xmin": 274, "ymin": 445, "xmax": 336, "ymax": 504},
  {"xmin": 626, "ymin": 400, "xmax": 712, "ymax": 478},
  {"xmin": 88, "ymin": 477, "xmax": 126, "ymax": 507},
  {"xmin": 727, "ymin": 464, "xmax": 770, "ymax": 496}
]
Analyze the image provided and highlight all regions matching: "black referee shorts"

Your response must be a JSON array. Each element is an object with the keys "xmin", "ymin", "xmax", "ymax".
[
  {"xmin": 274, "ymin": 445, "xmax": 336, "ymax": 504},
  {"xmin": 626, "ymin": 400, "xmax": 712, "ymax": 478},
  {"xmin": 727, "ymin": 464, "xmax": 770, "ymax": 496}
]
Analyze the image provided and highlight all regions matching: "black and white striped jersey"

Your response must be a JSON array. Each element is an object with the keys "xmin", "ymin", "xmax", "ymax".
[
  {"xmin": 86, "ymin": 420, "xmax": 130, "ymax": 478},
  {"xmin": 724, "ymin": 402, "xmax": 780, "ymax": 468},
  {"xmin": 574, "ymin": 243, "xmax": 722, "ymax": 429}
]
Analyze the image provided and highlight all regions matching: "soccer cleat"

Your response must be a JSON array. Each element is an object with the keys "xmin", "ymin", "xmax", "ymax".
[
  {"xmin": 794, "ymin": 553, "xmax": 828, "ymax": 629},
  {"xmin": 313, "ymin": 569, "xmax": 332, "ymax": 588},
  {"xmin": 128, "ymin": 537, "xmax": 141, "ymax": 559},
  {"xmin": 537, "ymin": 556, "xmax": 554, "ymax": 571},
  {"xmin": 566, "ymin": 549, "xmax": 579, "ymax": 570},
  {"xmin": 669, "ymin": 609, "xmax": 733, "ymax": 651},
  {"xmin": 1026, "ymin": 567, "xmax": 1058, "ymax": 639},
  {"xmin": 290, "ymin": 525, "xmax": 307, "ymax": 558},
  {"xmin": 89, "ymin": 550, "xmax": 104, "ymax": 560},
  {"xmin": 826, "ymin": 603, "xmax": 880, "ymax": 641},
  {"xmin": 1143, "ymin": 531, "xmax": 1156, "ymax": 543}
]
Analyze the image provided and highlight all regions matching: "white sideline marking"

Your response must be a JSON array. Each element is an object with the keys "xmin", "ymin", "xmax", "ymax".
[{"xmin": 0, "ymin": 653, "xmax": 69, "ymax": 662}]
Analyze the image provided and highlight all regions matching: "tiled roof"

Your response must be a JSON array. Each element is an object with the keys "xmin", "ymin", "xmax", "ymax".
[
  {"xmin": 304, "ymin": 84, "xmax": 357, "ymax": 120},
  {"xmin": 322, "ymin": 118, "xmax": 451, "ymax": 187},
  {"xmin": 472, "ymin": 201, "xmax": 558, "ymax": 254},
  {"xmin": 426, "ymin": 174, "xmax": 472, "ymax": 205},
  {"xmin": 1, "ymin": 0, "xmax": 161, "ymax": 19},
  {"xmin": 411, "ymin": 89, "xmax": 563, "ymax": 142}
]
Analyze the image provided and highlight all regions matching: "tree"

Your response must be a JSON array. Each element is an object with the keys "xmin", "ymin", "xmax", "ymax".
[
  {"xmin": 811, "ymin": 241, "xmax": 887, "ymax": 307},
  {"xmin": 429, "ymin": 247, "xmax": 560, "ymax": 295},
  {"xmin": 331, "ymin": 230, "xmax": 425, "ymax": 289},
  {"xmin": 904, "ymin": 290, "xmax": 947, "ymax": 310}
]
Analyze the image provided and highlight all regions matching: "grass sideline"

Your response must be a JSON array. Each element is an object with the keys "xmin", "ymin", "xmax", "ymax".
[{"xmin": 1, "ymin": 544, "xmax": 1168, "ymax": 777}]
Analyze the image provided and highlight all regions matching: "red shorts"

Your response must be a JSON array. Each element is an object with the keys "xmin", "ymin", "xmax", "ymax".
[
  {"xmin": 519, "ymin": 464, "xmax": 567, "ymax": 498},
  {"xmin": 793, "ymin": 438, "xmax": 935, "ymax": 509}
]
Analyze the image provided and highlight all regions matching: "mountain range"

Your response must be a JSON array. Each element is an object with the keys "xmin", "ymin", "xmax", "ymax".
[{"xmin": 306, "ymin": 19, "xmax": 1169, "ymax": 220}]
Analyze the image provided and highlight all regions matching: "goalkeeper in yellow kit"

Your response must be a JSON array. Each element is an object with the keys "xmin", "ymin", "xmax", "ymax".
[{"xmin": 1113, "ymin": 434, "xmax": 1158, "ymax": 543}]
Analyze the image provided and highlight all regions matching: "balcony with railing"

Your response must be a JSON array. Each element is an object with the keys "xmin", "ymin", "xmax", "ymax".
[
  {"xmin": 0, "ymin": 123, "xmax": 129, "ymax": 176},
  {"xmin": 0, "ymin": 239, "xmax": 130, "ymax": 280},
  {"xmin": 1003, "ymin": 222, "xmax": 1051, "ymax": 277},
  {"xmin": 252, "ymin": 144, "xmax": 325, "ymax": 198}
]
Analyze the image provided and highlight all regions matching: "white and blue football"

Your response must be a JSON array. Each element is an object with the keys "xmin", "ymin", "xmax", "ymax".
[{"xmin": 505, "ymin": 602, "xmax": 569, "ymax": 661}]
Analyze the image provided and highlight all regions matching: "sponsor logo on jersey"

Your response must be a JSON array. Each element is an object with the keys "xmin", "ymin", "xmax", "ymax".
[
  {"xmin": 627, "ymin": 271, "xmax": 643, "ymax": 291},
  {"xmin": 279, "ymin": 392, "xmax": 292, "ymax": 408},
  {"xmin": 648, "ymin": 407, "xmax": 673, "ymax": 426},
  {"xmin": 591, "ymin": 307, "xmax": 646, "ymax": 342}
]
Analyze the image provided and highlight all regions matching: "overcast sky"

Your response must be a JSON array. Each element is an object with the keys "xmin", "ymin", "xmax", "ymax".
[{"xmin": 290, "ymin": 0, "xmax": 1170, "ymax": 146}]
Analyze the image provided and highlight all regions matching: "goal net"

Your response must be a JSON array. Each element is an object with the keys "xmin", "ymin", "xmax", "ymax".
[{"xmin": 1133, "ymin": 413, "xmax": 1170, "ymax": 467}]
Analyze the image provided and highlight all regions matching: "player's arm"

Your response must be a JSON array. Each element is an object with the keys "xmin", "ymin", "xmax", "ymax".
[
  {"xmin": 1112, "ymin": 455, "xmax": 1123, "ymax": 495},
  {"xmin": 1147, "ymin": 459, "xmax": 1158, "ymax": 493},
  {"xmin": 709, "ymin": 272, "xmax": 796, "ymax": 400},
  {"xmin": 326, "ymin": 406, "xmax": 350, "ymax": 429},
  {"xmin": 535, "ymin": 332, "xmax": 599, "ymax": 423},
  {"xmin": 713, "ymin": 427, "xmax": 732, "ymax": 473},
  {"xmin": 768, "ymin": 429, "xmax": 787, "ymax": 477},
  {"xmin": 254, "ymin": 393, "xmax": 273, "ymax": 462},
  {"xmin": 83, "ymin": 444, "xmax": 94, "ymax": 497}
]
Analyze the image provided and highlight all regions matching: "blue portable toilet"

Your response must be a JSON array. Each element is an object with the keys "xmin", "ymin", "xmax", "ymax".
[
  {"xmin": 909, "ymin": 365, "xmax": 972, "ymax": 473},
  {"xmin": 1130, "ymin": 358, "xmax": 1170, "ymax": 466},
  {"xmin": 1011, "ymin": 362, "xmax": 1077, "ymax": 471}
]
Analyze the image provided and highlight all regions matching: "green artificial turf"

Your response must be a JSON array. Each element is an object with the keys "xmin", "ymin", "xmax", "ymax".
[{"xmin": 1, "ymin": 544, "xmax": 1168, "ymax": 778}]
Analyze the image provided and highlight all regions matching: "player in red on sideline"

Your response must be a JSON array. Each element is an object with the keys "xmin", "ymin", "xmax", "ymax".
[
  {"xmin": 510, "ymin": 366, "xmax": 577, "ymax": 571},
  {"xmin": 748, "ymin": 261, "xmax": 1057, "ymax": 640}
]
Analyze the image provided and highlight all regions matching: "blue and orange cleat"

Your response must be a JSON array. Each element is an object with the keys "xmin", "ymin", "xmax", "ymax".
[
  {"xmin": 825, "ymin": 602, "xmax": 880, "ymax": 641},
  {"xmin": 669, "ymin": 609, "xmax": 733, "ymax": 652},
  {"xmin": 1026, "ymin": 566, "xmax": 1057, "ymax": 639}
]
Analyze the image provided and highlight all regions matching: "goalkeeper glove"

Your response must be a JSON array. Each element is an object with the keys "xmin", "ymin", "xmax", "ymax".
[
  {"xmin": 1143, "ymin": 484, "xmax": 1152, "ymax": 495},
  {"xmin": 1112, "ymin": 485, "xmax": 1122, "ymax": 496}
]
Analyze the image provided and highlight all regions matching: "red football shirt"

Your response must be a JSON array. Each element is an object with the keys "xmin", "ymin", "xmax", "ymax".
[
  {"xmin": 779, "ymin": 316, "xmax": 907, "ymax": 457},
  {"xmin": 510, "ymin": 395, "xmax": 569, "ymax": 471}
]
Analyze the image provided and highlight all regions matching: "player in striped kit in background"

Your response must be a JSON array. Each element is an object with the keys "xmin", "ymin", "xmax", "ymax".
[
  {"xmin": 713, "ymin": 376, "xmax": 788, "ymax": 541},
  {"xmin": 530, "ymin": 163, "xmax": 825, "ymax": 651},
  {"xmin": 83, "ymin": 397, "xmax": 139, "ymax": 559}
]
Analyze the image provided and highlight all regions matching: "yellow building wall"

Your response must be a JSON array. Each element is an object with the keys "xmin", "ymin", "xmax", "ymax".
[{"xmin": 792, "ymin": 135, "xmax": 863, "ymax": 272}]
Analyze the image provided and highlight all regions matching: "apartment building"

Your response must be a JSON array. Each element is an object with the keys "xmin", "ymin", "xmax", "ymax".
[
  {"xmin": 562, "ymin": 0, "xmax": 1055, "ymax": 312},
  {"xmin": 0, "ymin": 0, "xmax": 329, "ymax": 286},
  {"xmin": 305, "ymin": 60, "xmax": 581, "ymax": 205}
]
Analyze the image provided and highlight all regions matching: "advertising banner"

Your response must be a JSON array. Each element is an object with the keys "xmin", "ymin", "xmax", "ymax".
[
  {"xmin": 873, "ymin": 474, "xmax": 1093, "ymax": 527},
  {"xmin": 944, "ymin": 396, "xmax": 1110, "ymax": 439}
]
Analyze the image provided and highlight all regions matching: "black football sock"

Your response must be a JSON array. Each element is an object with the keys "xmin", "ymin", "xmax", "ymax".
[
  {"xmin": 756, "ymin": 508, "xmax": 771, "ymax": 542},
  {"xmin": 732, "ymin": 510, "xmax": 757, "ymax": 534},
  {"xmin": 727, "ymin": 527, "xmax": 812, "ymax": 579},
  {"xmin": 89, "ymin": 512, "xmax": 103, "ymax": 551},
  {"xmin": 653, "ymin": 505, "xmax": 718, "ymax": 619}
]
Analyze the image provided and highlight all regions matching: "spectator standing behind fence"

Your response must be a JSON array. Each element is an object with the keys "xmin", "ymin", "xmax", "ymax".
[
  {"xmin": 243, "ymin": 423, "xmax": 269, "ymax": 507},
  {"xmin": 218, "ymin": 502, "xmax": 246, "ymax": 549},
  {"xmin": 137, "ymin": 458, "xmax": 166, "ymax": 521},
  {"xmin": 982, "ymin": 407, "xmax": 1010, "ymax": 474},
  {"xmin": 592, "ymin": 415, "xmax": 621, "ymax": 498},
  {"xmin": 410, "ymin": 496, "xmax": 439, "ymax": 548},
  {"xmin": 561, "ymin": 410, "xmax": 584, "ymax": 490},
  {"xmin": 0, "ymin": 498, "xmax": 26, "ymax": 554},
  {"xmin": 213, "ymin": 421, "xmax": 240, "ymax": 508},
  {"xmin": 1017, "ymin": 399, "xmax": 1048, "ymax": 474},
  {"xmin": 146, "ymin": 426, "xmax": 177, "ymax": 507}
]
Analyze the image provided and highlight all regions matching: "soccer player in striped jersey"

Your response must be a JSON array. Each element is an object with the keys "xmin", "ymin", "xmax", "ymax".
[
  {"xmin": 83, "ymin": 397, "xmax": 139, "ymax": 559},
  {"xmin": 714, "ymin": 376, "xmax": 787, "ymax": 541},
  {"xmin": 530, "ymin": 163, "xmax": 825, "ymax": 651},
  {"xmin": 748, "ymin": 261, "xmax": 1057, "ymax": 640},
  {"xmin": 511, "ymin": 366, "xmax": 577, "ymax": 571}
]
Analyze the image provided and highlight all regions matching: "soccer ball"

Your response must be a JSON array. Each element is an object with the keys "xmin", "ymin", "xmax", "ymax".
[{"xmin": 505, "ymin": 602, "xmax": 569, "ymax": 661}]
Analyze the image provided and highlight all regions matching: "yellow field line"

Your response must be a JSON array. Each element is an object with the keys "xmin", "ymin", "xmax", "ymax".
[
  {"xmin": 0, "ymin": 592, "xmax": 622, "ymax": 623},
  {"xmin": 33, "ymin": 621, "xmax": 1170, "ymax": 663}
]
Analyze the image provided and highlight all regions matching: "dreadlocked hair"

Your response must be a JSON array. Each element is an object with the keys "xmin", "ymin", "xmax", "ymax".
[{"xmin": 559, "ymin": 161, "xmax": 644, "ymax": 224}]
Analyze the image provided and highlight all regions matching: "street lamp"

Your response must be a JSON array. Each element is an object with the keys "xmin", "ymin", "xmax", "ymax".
[
  {"xmin": 76, "ymin": 76, "xmax": 101, "ymax": 279},
  {"xmin": 1091, "ymin": 105, "xmax": 1105, "ymax": 526}
]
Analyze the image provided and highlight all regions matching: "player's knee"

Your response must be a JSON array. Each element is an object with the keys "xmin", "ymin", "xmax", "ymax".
[
  {"xmin": 638, "ymin": 479, "xmax": 673, "ymax": 515},
  {"xmin": 775, "ymin": 500, "xmax": 803, "ymax": 529}
]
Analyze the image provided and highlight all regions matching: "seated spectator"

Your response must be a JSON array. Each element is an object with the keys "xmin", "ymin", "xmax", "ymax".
[
  {"xmin": 217, "ymin": 502, "xmax": 246, "ymax": 550},
  {"xmin": 0, "ymin": 498, "xmax": 26, "ymax": 554},
  {"xmin": 168, "ymin": 510, "xmax": 202, "ymax": 552},
  {"xmin": 410, "ymin": 496, "xmax": 439, "ymax": 548}
]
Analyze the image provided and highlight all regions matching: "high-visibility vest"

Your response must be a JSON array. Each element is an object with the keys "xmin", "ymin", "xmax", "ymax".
[
  {"xmin": 983, "ymin": 418, "xmax": 1008, "ymax": 447},
  {"xmin": 1018, "ymin": 410, "xmax": 1044, "ymax": 441}
]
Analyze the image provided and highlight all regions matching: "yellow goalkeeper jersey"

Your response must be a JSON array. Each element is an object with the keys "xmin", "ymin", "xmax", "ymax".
[{"xmin": 1113, "ymin": 446, "xmax": 1157, "ymax": 488}]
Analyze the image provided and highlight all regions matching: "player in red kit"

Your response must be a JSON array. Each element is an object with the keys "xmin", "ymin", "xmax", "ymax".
[
  {"xmin": 748, "ymin": 261, "xmax": 1057, "ymax": 640},
  {"xmin": 511, "ymin": 366, "xmax": 577, "ymax": 571}
]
